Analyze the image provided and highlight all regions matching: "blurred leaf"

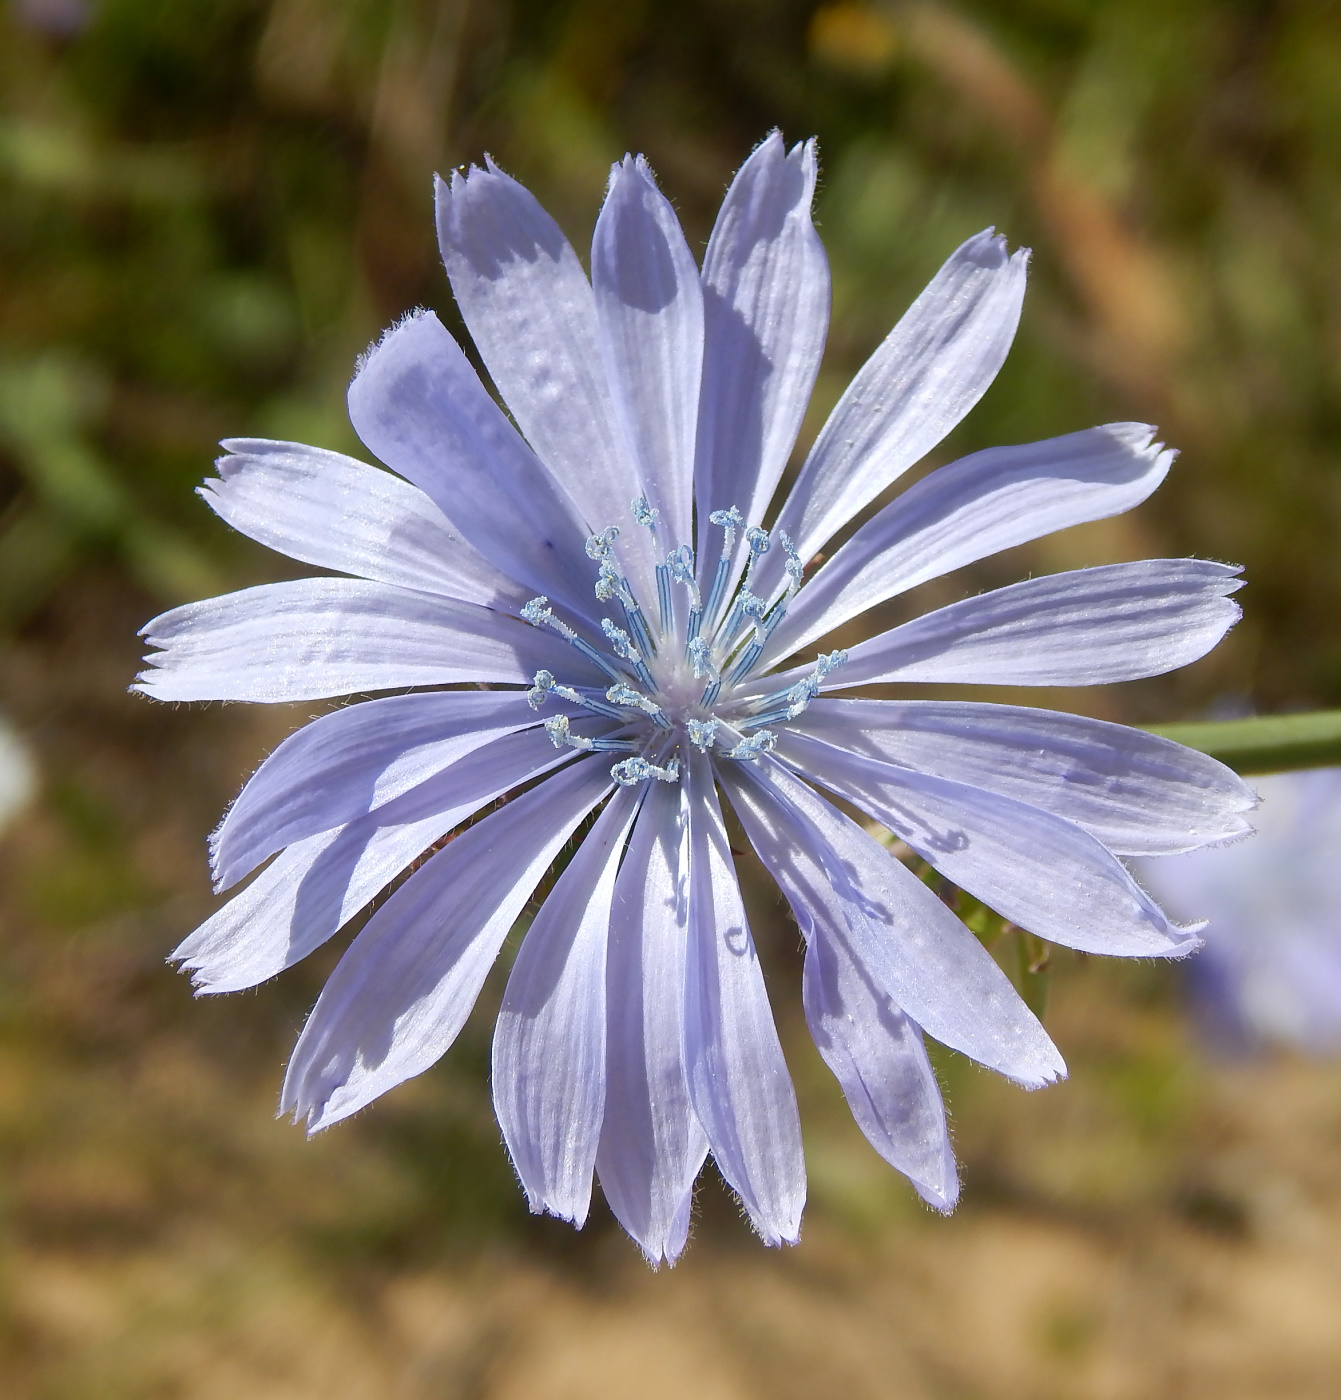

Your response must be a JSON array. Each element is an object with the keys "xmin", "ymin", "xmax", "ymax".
[
  {"xmin": 0, "ymin": 116, "xmax": 207, "ymax": 203},
  {"xmin": 0, "ymin": 356, "xmax": 223, "ymax": 613}
]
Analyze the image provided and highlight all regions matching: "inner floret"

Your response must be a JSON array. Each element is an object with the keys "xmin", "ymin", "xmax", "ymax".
[{"xmin": 520, "ymin": 498, "xmax": 847, "ymax": 786}]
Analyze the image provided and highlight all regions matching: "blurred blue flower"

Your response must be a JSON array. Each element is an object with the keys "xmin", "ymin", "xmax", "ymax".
[
  {"xmin": 137, "ymin": 134, "xmax": 1253, "ymax": 1261},
  {"xmin": 1139, "ymin": 768, "xmax": 1341, "ymax": 1055},
  {"xmin": 11, "ymin": 0, "xmax": 89, "ymax": 39}
]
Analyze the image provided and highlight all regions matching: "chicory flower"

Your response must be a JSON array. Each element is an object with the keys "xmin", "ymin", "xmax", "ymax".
[
  {"xmin": 138, "ymin": 134, "xmax": 1254, "ymax": 1262},
  {"xmin": 1139, "ymin": 767, "xmax": 1341, "ymax": 1054}
]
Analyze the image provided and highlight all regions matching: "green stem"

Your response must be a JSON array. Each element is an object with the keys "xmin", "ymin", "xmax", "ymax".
[{"xmin": 1146, "ymin": 710, "xmax": 1341, "ymax": 776}]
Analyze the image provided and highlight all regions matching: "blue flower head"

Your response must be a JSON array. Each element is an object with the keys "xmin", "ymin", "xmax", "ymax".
[
  {"xmin": 137, "ymin": 133, "xmax": 1255, "ymax": 1264},
  {"xmin": 1140, "ymin": 768, "xmax": 1341, "ymax": 1055}
]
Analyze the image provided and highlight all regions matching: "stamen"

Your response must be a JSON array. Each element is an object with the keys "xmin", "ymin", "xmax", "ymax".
[
  {"xmin": 726, "ymin": 730, "xmax": 776, "ymax": 761},
  {"xmin": 597, "ymin": 561, "xmax": 634, "ymax": 616},
  {"xmin": 741, "ymin": 674, "xmax": 815, "ymax": 728},
  {"xmin": 724, "ymin": 639, "xmax": 764, "ymax": 685},
  {"xmin": 619, "ymin": 596, "xmax": 657, "ymax": 660},
  {"xmin": 521, "ymin": 596, "xmax": 623, "ymax": 682},
  {"xmin": 527, "ymin": 670, "xmax": 555, "ymax": 709},
  {"xmin": 587, "ymin": 548, "xmax": 654, "ymax": 658},
  {"xmin": 779, "ymin": 531, "xmax": 803, "ymax": 592},
  {"xmin": 655, "ymin": 563, "xmax": 673, "ymax": 634},
  {"xmin": 528, "ymin": 670, "xmax": 628, "ymax": 720},
  {"xmin": 585, "ymin": 526, "xmax": 620, "ymax": 561},
  {"xmin": 755, "ymin": 530, "xmax": 805, "ymax": 630},
  {"xmin": 667, "ymin": 545, "xmax": 700, "ymax": 609},
  {"xmin": 742, "ymin": 526, "xmax": 770, "ymax": 591},
  {"xmin": 687, "ymin": 718, "xmax": 719, "ymax": 751},
  {"xmin": 600, "ymin": 618, "xmax": 636, "ymax": 660},
  {"xmin": 720, "ymin": 588, "xmax": 767, "ymax": 651},
  {"xmin": 708, "ymin": 506, "xmax": 742, "ymax": 557},
  {"xmin": 601, "ymin": 619, "xmax": 656, "ymax": 689},
  {"xmin": 743, "ymin": 591, "xmax": 768, "ymax": 642},
  {"xmin": 699, "ymin": 678, "xmax": 721, "ymax": 709},
  {"xmin": 606, "ymin": 683, "xmax": 673, "ymax": 730},
  {"xmin": 687, "ymin": 636, "xmax": 716, "ymax": 680},
  {"xmin": 611, "ymin": 755, "xmax": 681, "ymax": 787},
  {"xmin": 703, "ymin": 557, "xmax": 731, "ymax": 626},
  {"xmin": 522, "ymin": 596, "xmax": 561, "ymax": 630},
  {"xmin": 704, "ymin": 506, "xmax": 744, "ymax": 622},
  {"xmin": 544, "ymin": 715, "xmax": 639, "ymax": 753},
  {"xmin": 745, "ymin": 648, "xmax": 849, "ymax": 725}
]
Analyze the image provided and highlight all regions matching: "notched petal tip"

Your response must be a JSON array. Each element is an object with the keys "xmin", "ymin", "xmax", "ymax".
[
  {"xmin": 1097, "ymin": 420, "xmax": 1160, "ymax": 453},
  {"xmin": 437, "ymin": 152, "xmax": 513, "ymax": 195},
  {"xmin": 752, "ymin": 127, "xmax": 817, "ymax": 173},
  {"xmin": 956, "ymin": 226, "xmax": 1009, "ymax": 265},
  {"xmin": 187, "ymin": 971, "xmax": 242, "ymax": 999},
  {"xmin": 1009, "ymin": 1038, "xmax": 1067, "ymax": 1091},
  {"xmin": 531, "ymin": 1194, "xmax": 592, "ymax": 1229},
  {"xmin": 297, "ymin": 1101, "xmax": 337, "ymax": 1137},
  {"xmin": 641, "ymin": 1212, "xmax": 694, "ymax": 1270},
  {"xmin": 606, "ymin": 150, "xmax": 652, "ymax": 195},
  {"xmin": 957, "ymin": 227, "xmax": 1030, "ymax": 272},
  {"xmin": 1022, "ymin": 1063, "xmax": 1067, "ymax": 1092},
  {"xmin": 751, "ymin": 127, "xmax": 784, "ymax": 159}
]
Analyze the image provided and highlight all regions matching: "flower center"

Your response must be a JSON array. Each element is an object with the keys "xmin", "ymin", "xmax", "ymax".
[{"xmin": 519, "ymin": 498, "xmax": 845, "ymax": 785}]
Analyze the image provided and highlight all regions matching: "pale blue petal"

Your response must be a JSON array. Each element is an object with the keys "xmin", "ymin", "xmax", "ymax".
[
  {"xmin": 682, "ymin": 750, "xmax": 805, "ymax": 1246},
  {"xmin": 434, "ymin": 164, "xmax": 656, "ymax": 596},
  {"xmin": 780, "ymin": 730, "xmax": 1200, "ymax": 957},
  {"xmin": 802, "ymin": 922, "xmax": 958, "ymax": 1212},
  {"xmin": 210, "ymin": 690, "xmax": 563, "ymax": 891},
  {"xmin": 175, "ymin": 726, "xmax": 581, "ymax": 994},
  {"xmin": 721, "ymin": 765, "xmax": 957, "ymax": 1208},
  {"xmin": 596, "ymin": 778, "xmax": 708, "ymax": 1266},
  {"xmin": 720, "ymin": 759, "xmax": 1064, "ymax": 1087},
  {"xmin": 763, "ymin": 423, "xmax": 1172, "ymax": 662},
  {"xmin": 346, "ymin": 309, "xmax": 599, "ymax": 621},
  {"xmin": 792, "ymin": 699, "xmax": 1256, "ymax": 855},
  {"xmin": 762, "ymin": 230, "xmax": 1028, "ymax": 583},
  {"xmin": 592, "ymin": 155, "xmax": 702, "ymax": 549},
  {"xmin": 281, "ymin": 756, "xmax": 614, "ymax": 1132},
  {"xmin": 203, "ymin": 440, "xmax": 525, "ymax": 609},
  {"xmin": 135, "ymin": 578, "xmax": 595, "ymax": 703},
  {"xmin": 694, "ymin": 133, "xmax": 828, "ymax": 560},
  {"xmin": 493, "ymin": 785, "xmax": 641, "ymax": 1226},
  {"xmin": 744, "ymin": 560, "xmax": 1244, "ymax": 697},
  {"xmin": 175, "ymin": 821, "xmax": 453, "ymax": 996}
]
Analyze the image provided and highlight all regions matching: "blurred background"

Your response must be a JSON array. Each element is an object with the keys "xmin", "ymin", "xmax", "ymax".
[{"xmin": 3, "ymin": 0, "xmax": 1341, "ymax": 1395}]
